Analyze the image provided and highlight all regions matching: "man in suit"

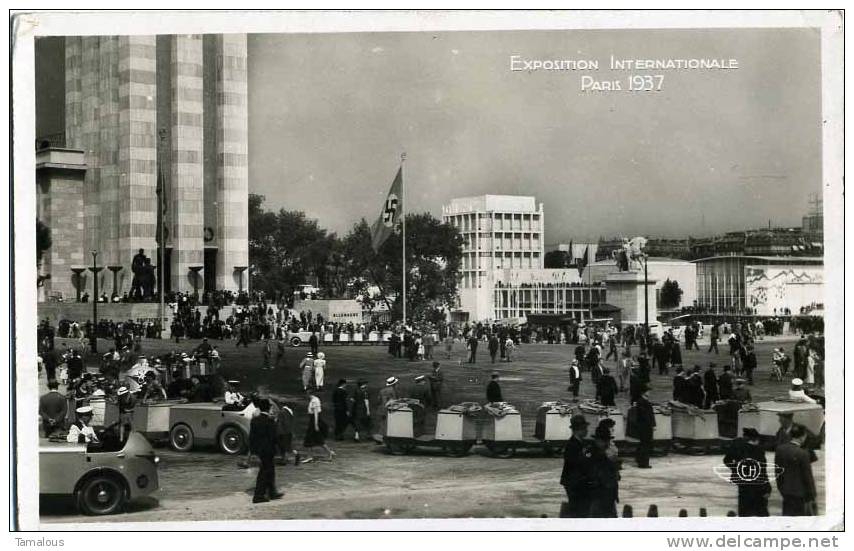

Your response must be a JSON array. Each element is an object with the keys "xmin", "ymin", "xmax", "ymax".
[
  {"xmin": 687, "ymin": 366, "xmax": 706, "ymax": 408},
  {"xmin": 560, "ymin": 415, "xmax": 592, "ymax": 518},
  {"xmin": 703, "ymin": 363, "xmax": 720, "ymax": 409},
  {"xmin": 596, "ymin": 367, "xmax": 618, "ymax": 407},
  {"xmin": 672, "ymin": 366, "xmax": 688, "ymax": 402},
  {"xmin": 428, "ymin": 362, "xmax": 444, "ymax": 408},
  {"xmin": 775, "ymin": 424, "xmax": 817, "ymax": 516},
  {"xmin": 39, "ymin": 380, "xmax": 67, "ymax": 437},
  {"xmin": 250, "ymin": 398, "xmax": 283, "ymax": 503},
  {"xmin": 718, "ymin": 364, "xmax": 735, "ymax": 400},
  {"xmin": 467, "ymin": 334, "xmax": 479, "ymax": 364},
  {"xmin": 724, "ymin": 428, "xmax": 771, "ymax": 516},
  {"xmin": 488, "ymin": 334, "xmax": 500, "ymax": 364},
  {"xmin": 634, "ymin": 386, "xmax": 656, "ymax": 468},
  {"xmin": 568, "ymin": 359, "xmax": 582, "ymax": 401},
  {"xmin": 486, "ymin": 372, "xmax": 503, "ymax": 403},
  {"xmin": 774, "ymin": 412, "xmax": 795, "ymax": 448}
]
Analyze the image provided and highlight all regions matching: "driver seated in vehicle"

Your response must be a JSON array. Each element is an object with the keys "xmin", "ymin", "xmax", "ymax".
[
  {"xmin": 67, "ymin": 406, "xmax": 100, "ymax": 444},
  {"xmin": 139, "ymin": 371, "xmax": 168, "ymax": 402},
  {"xmin": 222, "ymin": 380, "xmax": 247, "ymax": 411}
]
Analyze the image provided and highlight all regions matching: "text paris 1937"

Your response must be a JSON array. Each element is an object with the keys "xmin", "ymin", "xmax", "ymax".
[{"xmin": 581, "ymin": 74, "xmax": 665, "ymax": 92}]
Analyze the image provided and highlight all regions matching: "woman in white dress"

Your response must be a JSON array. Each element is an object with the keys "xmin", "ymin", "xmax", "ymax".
[
  {"xmin": 313, "ymin": 352, "xmax": 326, "ymax": 390},
  {"xmin": 805, "ymin": 349, "xmax": 817, "ymax": 386}
]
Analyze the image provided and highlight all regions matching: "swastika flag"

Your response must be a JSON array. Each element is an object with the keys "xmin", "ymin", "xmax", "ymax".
[{"xmin": 370, "ymin": 167, "xmax": 403, "ymax": 252}]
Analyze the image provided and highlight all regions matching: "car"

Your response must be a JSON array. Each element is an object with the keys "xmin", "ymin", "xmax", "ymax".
[
  {"xmin": 168, "ymin": 403, "xmax": 252, "ymax": 455},
  {"xmin": 39, "ymin": 432, "xmax": 160, "ymax": 516},
  {"xmin": 287, "ymin": 330, "xmax": 315, "ymax": 347}
]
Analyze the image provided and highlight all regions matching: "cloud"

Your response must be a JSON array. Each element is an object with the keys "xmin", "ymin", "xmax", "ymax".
[{"xmin": 371, "ymin": 46, "xmax": 384, "ymax": 54}]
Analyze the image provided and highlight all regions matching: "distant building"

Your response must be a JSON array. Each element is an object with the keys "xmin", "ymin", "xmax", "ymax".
[
  {"xmin": 36, "ymin": 35, "xmax": 249, "ymax": 302},
  {"xmin": 596, "ymin": 237, "xmax": 691, "ymax": 261},
  {"xmin": 588, "ymin": 257, "xmax": 697, "ymax": 310},
  {"xmin": 545, "ymin": 242, "xmax": 598, "ymax": 268},
  {"xmin": 692, "ymin": 255, "xmax": 823, "ymax": 315}
]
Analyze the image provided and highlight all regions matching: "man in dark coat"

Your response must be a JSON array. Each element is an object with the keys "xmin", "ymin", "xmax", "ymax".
[
  {"xmin": 467, "ymin": 334, "xmax": 479, "ymax": 364},
  {"xmin": 652, "ymin": 339, "xmax": 668, "ymax": 375},
  {"xmin": 332, "ymin": 379, "xmax": 350, "ymax": 440},
  {"xmin": 775, "ymin": 424, "xmax": 817, "ymax": 516},
  {"xmin": 629, "ymin": 367, "xmax": 643, "ymax": 405},
  {"xmin": 428, "ymin": 362, "xmax": 444, "ymax": 408},
  {"xmin": 568, "ymin": 359, "xmax": 582, "ymax": 401},
  {"xmin": 672, "ymin": 366, "xmax": 687, "ymax": 402},
  {"xmin": 743, "ymin": 345, "xmax": 757, "ymax": 385},
  {"xmin": 39, "ymin": 380, "xmax": 67, "ymax": 437},
  {"xmin": 703, "ymin": 364, "xmax": 720, "ymax": 409},
  {"xmin": 724, "ymin": 428, "xmax": 771, "ymax": 516},
  {"xmin": 488, "ymin": 334, "xmax": 500, "ymax": 364},
  {"xmin": 250, "ymin": 398, "xmax": 283, "ymax": 503},
  {"xmin": 588, "ymin": 422, "xmax": 620, "ymax": 518},
  {"xmin": 596, "ymin": 367, "xmax": 618, "ymax": 407},
  {"xmin": 351, "ymin": 379, "xmax": 372, "ymax": 441},
  {"xmin": 634, "ymin": 387, "xmax": 656, "ymax": 468},
  {"xmin": 718, "ymin": 364, "xmax": 735, "ymax": 400},
  {"xmin": 409, "ymin": 375, "xmax": 433, "ymax": 408},
  {"xmin": 66, "ymin": 350, "xmax": 84, "ymax": 382},
  {"xmin": 560, "ymin": 415, "xmax": 592, "ymax": 518},
  {"xmin": 309, "ymin": 332, "xmax": 319, "ymax": 356},
  {"xmin": 486, "ymin": 373, "xmax": 503, "ymax": 403},
  {"xmin": 687, "ymin": 366, "xmax": 706, "ymax": 408}
]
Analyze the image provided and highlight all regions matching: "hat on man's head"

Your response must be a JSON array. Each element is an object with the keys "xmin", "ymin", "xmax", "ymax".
[
  {"xmin": 76, "ymin": 405, "xmax": 93, "ymax": 415},
  {"xmin": 117, "ymin": 386, "xmax": 129, "ymax": 396},
  {"xmin": 735, "ymin": 377, "xmax": 746, "ymax": 383},
  {"xmin": 414, "ymin": 375, "xmax": 426, "ymax": 382},
  {"xmin": 306, "ymin": 352, "xmax": 314, "ymax": 357},
  {"xmin": 386, "ymin": 376, "xmax": 399, "ymax": 386},
  {"xmin": 227, "ymin": 379, "xmax": 240, "ymax": 385},
  {"xmin": 791, "ymin": 378, "xmax": 804, "ymax": 387},
  {"xmin": 570, "ymin": 414, "xmax": 589, "ymax": 430}
]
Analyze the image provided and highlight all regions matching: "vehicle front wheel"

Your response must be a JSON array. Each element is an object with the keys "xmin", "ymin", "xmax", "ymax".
[
  {"xmin": 290, "ymin": 337, "xmax": 302, "ymax": 347},
  {"xmin": 169, "ymin": 423, "xmax": 194, "ymax": 452},
  {"xmin": 218, "ymin": 426, "xmax": 246, "ymax": 455},
  {"xmin": 76, "ymin": 474, "xmax": 126, "ymax": 516}
]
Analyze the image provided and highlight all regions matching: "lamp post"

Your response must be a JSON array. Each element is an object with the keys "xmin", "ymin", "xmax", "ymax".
[
  {"xmin": 234, "ymin": 266, "xmax": 248, "ymax": 293},
  {"xmin": 643, "ymin": 253, "xmax": 650, "ymax": 348},
  {"xmin": 108, "ymin": 265, "xmax": 123, "ymax": 301},
  {"xmin": 71, "ymin": 267, "xmax": 86, "ymax": 302},
  {"xmin": 189, "ymin": 266, "xmax": 203, "ymax": 301},
  {"xmin": 88, "ymin": 250, "xmax": 103, "ymax": 353}
]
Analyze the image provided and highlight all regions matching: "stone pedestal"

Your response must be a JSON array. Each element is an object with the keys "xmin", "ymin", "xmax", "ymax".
[{"xmin": 604, "ymin": 270, "xmax": 657, "ymax": 325}]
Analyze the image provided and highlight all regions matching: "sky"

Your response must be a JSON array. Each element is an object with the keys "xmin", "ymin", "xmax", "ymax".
[
  {"xmin": 35, "ymin": 28, "xmax": 823, "ymax": 243},
  {"xmin": 246, "ymin": 28, "xmax": 822, "ymax": 242}
]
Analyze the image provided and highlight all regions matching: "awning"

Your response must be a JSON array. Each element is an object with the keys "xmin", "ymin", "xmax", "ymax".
[{"xmin": 591, "ymin": 303, "xmax": 622, "ymax": 314}]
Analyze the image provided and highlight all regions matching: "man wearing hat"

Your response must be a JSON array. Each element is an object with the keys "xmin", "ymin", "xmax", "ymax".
[
  {"xmin": 588, "ymin": 421, "xmax": 620, "ymax": 518},
  {"xmin": 300, "ymin": 352, "xmax": 315, "ymax": 391},
  {"xmin": 410, "ymin": 375, "xmax": 433, "ymax": 408},
  {"xmin": 67, "ymin": 406, "xmax": 99, "ymax": 444},
  {"xmin": 428, "ymin": 362, "xmax": 444, "ymax": 408},
  {"xmin": 560, "ymin": 414, "xmax": 592, "ymax": 518},
  {"xmin": 486, "ymin": 372, "xmax": 503, "ymax": 404},
  {"xmin": 596, "ymin": 367, "xmax": 618, "ymax": 407},
  {"xmin": 568, "ymin": 359, "xmax": 582, "ymax": 402},
  {"xmin": 377, "ymin": 377, "xmax": 400, "ymax": 440},
  {"xmin": 634, "ymin": 385, "xmax": 656, "ymax": 468},
  {"xmin": 703, "ymin": 363, "xmax": 720, "ymax": 409},
  {"xmin": 733, "ymin": 378, "xmax": 752, "ymax": 404},
  {"xmin": 788, "ymin": 378, "xmax": 817, "ymax": 404},
  {"xmin": 249, "ymin": 398, "xmax": 284, "ymax": 503},
  {"xmin": 775, "ymin": 424, "xmax": 817, "ymax": 516},
  {"xmin": 351, "ymin": 379, "xmax": 372, "ymax": 442},
  {"xmin": 116, "ymin": 386, "xmax": 136, "ymax": 441},
  {"xmin": 718, "ymin": 364, "xmax": 735, "ymax": 400},
  {"xmin": 332, "ymin": 379, "xmax": 351, "ymax": 440},
  {"xmin": 774, "ymin": 411, "xmax": 795, "ymax": 448},
  {"xmin": 724, "ymin": 427, "xmax": 771, "ymax": 516},
  {"xmin": 223, "ymin": 380, "xmax": 245, "ymax": 409}
]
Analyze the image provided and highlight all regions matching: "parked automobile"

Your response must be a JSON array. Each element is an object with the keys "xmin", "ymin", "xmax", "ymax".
[
  {"xmin": 168, "ymin": 403, "xmax": 251, "ymax": 455},
  {"xmin": 39, "ymin": 431, "xmax": 160, "ymax": 515}
]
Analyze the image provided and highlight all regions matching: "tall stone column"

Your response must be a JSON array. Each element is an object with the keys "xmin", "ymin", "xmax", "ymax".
[
  {"xmin": 214, "ymin": 34, "xmax": 249, "ymax": 292},
  {"xmin": 64, "ymin": 36, "xmax": 83, "ymax": 148},
  {"xmin": 98, "ymin": 36, "xmax": 121, "ymax": 271},
  {"xmin": 118, "ymin": 35, "xmax": 158, "ymax": 294},
  {"xmin": 80, "ymin": 36, "xmax": 102, "ymax": 277},
  {"xmin": 169, "ymin": 35, "xmax": 205, "ymax": 293}
]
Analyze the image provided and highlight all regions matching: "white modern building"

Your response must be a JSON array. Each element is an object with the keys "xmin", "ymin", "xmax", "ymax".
[{"xmin": 587, "ymin": 257, "xmax": 698, "ymax": 309}]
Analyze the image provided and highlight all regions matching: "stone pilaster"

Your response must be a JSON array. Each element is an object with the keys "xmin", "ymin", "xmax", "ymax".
[
  {"xmin": 169, "ymin": 35, "xmax": 205, "ymax": 292},
  {"xmin": 118, "ymin": 35, "xmax": 158, "ymax": 293},
  {"xmin": 214, "ymin": 34, "xmax": 249, "ymax": 291}
]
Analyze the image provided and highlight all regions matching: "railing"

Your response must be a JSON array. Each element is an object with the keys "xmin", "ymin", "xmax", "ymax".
[{"xmin": 36, "ymin": 132, "xmax": 66, "ymax": 149}]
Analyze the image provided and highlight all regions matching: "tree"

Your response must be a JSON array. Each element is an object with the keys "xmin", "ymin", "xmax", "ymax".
[
  {"xmin": 544, "ymin": 250, "xmax": 571, "ymax": 269},
  {"xmin": 342, "ymin": 213, "xmax": 463, "ymax": 322},
  {"xmin": 659, "ymin": 278, "xmax": 683, "ymax": 309},
  {"xmin": 248, "ymin": 194, "xmax": 337, "ymax": 297},
  {"xmin": 36, "ymin": 218, "xmax": 51, "ymax": 265}
]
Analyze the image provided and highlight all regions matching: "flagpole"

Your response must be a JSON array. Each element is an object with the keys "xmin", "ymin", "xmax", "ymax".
[
  {"xmin": 157, "ymin": 129, "xmax": 166, "ymax": 340},
  {"xmin": 401, "ymin": 152, "xmax": 407, "ymax": 326}
]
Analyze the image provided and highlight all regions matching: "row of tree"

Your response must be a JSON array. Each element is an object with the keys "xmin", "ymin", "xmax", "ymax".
[{"xmin": 248, "ymin": 194, "xmax": 464, "ymax": 323}]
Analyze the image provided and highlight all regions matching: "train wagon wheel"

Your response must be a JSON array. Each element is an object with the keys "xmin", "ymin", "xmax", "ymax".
[
  {"xmin": 485, "ymin": 441, "xmax": 515, "ymax": 458},
  {"xmin": 445, "ymin": 442, "xmax": 472, "ymax": 457}
]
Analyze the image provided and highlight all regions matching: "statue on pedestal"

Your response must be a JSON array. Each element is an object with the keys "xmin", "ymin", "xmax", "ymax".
[{"xmin": 611, "ymin": 236, "xmax": 648, "ymax": 272}]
